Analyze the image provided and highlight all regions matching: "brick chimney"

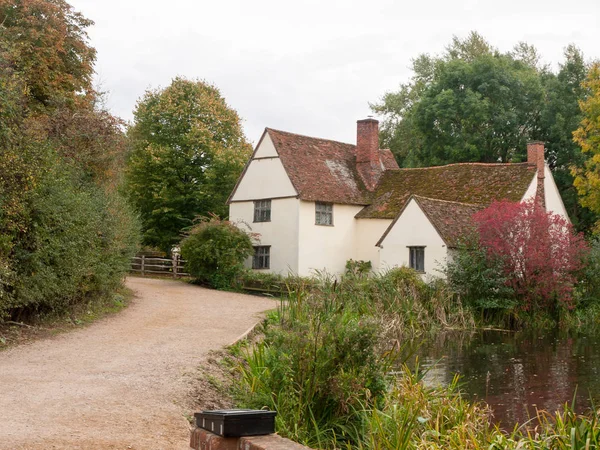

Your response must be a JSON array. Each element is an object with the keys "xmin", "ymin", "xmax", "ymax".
[
  {"xmin": 356, "ymin": 118, "xmax": 383, "ymax": 191},
  {"xmin": 527, "ymin": 141, "xmax": 546, "ymax": 209}
]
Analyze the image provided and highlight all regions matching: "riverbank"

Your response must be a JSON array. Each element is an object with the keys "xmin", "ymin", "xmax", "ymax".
[{"xmin": 211, "ymin": 269, "xmax": 600, "ymax": 449}]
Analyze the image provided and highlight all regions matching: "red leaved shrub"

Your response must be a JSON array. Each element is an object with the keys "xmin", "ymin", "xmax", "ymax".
[{"xmin": 473, "ymin": 199, "xmax": 588, "ymax": 311}]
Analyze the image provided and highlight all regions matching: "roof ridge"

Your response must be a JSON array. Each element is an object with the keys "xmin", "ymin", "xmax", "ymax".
[
  {"xmin": 266, "ymin": 127, "xmax": 355, "ymax": 147},
  {"xmin": 388, "ymin": 161, "xmax": 532, "ymax": 172},
  {"xmin": 411, "ymin": 195, "xmax": 484, "ymax": 208}
]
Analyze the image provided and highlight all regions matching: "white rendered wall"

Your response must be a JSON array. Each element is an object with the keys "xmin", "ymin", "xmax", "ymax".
[
  {"xmin": 230, "ymin": 135, "xmax": 297, "ymax": 202},
  {"xmin": 354, "ymin": 218, "xmax": 392, "ymax": 271},
  {"xmin": 297, "ymin": 201, "xmax": 364, "ymax": 276},
  {"xmin": 254, "ymin": 133, "xmax": 278, "ymax": 157},
  {"xmin": 379, "ymin": 199, "xmax": 448, "ymax": 278},
  {"xmin": 229, "ymin": 198, "xmax": 300, "ymax": 275},
  {"xmin": 521, "ymin": 165, "xmax": 570, "ymax": 222},
  {"xmin": 544, "ymin": 165, "xmax": 570, "ymax": 222}
]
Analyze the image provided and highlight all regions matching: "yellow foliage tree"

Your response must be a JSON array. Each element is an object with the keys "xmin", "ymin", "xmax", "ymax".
[{"xmin": 573, "ymin": 63, "xmax": 600, "ymax": 228}]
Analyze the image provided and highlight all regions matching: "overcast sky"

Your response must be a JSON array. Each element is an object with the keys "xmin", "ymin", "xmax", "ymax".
[{"xmin": 70, "ymin": 0, "xmax": 600, "ymax": 145}]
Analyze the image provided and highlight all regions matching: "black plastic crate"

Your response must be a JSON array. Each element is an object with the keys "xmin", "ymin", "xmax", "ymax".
[{"xmin": 195, "ymin": 409, "xmax": 277, "ymax": 437}]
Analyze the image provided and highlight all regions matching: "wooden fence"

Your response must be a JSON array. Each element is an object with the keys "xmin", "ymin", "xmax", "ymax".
[{"xmin": 130, "ymin": 255, "xmax": 190, "ymax": 278}]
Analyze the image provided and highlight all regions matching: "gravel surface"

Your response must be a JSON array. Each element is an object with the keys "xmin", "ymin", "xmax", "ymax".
[{"xmin": 0, "ymin": 277, "xmax": 276, "ymax": 449}]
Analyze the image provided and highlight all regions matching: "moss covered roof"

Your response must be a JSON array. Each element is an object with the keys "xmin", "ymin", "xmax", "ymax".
[{"xmin": 357, "ymin": 162, "xmax": 536, "ymax": 219}]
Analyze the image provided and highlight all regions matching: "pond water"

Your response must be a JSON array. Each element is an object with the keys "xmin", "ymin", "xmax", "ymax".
[{"xmin": 407, "ymin": 330, "xmax": 600, "ymax": 427}]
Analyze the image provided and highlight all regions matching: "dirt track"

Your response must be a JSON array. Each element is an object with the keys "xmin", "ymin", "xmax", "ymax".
[{"xmin": 0, "ymin": 277, "xmax": 276, "ymax": 449}]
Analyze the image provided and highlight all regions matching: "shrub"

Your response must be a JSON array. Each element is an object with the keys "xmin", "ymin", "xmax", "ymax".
[
  {"xmin": 472, "ymin": 199, "xmax": 588, "ymax": 312},
  {"xmin": 236, "ymin": 286, "xmax": 388, "ymax": 448},
  {"xmin": 445, "ymin": 235, "xmax": 516, "ymax": 313},
  {"xmin": 4, "ymin": 150, "xmax": 139, "ymax": 320},
  {"xmin": 344, "ymin": 259, "xmax": 372, "ymax": 277},
  {"xmin": 180, "ymin": 218, "xmax": 254, "ymax": 289}
]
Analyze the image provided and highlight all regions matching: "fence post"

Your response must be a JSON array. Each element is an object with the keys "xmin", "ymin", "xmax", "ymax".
[
  {"xmin": 141, "ymin": 255, "xmax": 145, "ymax": 276},
  {"xmin": 173, "ymin": 253, "xmax": 178, "ymax": 278}
]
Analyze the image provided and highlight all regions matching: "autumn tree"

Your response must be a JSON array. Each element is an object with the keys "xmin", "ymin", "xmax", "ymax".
[
  {"xmin": 541, "ymin": 46, "xmax": 597, "ymax": 232},
  {"xmin": 0, "ymin": 0, "xmax": 138, "ymax": 319},
  {"xmin": 0, "ymin": 0, "xmax": 96, "ymax": 109},
  {"xmin": 125, "ymin": 78, "xmax": 252, "ymax": 252},
  {"xmin": 573, "ymin": 63, "xmax": 600, "ymax": 230},
  {"xmin": 472, "ymin": 200, "xmax": 587, "ymax": 311}
]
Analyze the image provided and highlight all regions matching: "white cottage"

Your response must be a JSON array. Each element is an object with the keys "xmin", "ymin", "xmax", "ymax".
[{"xmin": 228, "ymin": 119, "xmax": 569, "ymax": 277}]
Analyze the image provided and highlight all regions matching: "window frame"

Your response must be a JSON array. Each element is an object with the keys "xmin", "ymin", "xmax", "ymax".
[
  {"xmin": 315, "ymin": 202, "xmax": 334, "ymax": 226},
  {"xmin": 252, "ymin": 245, "xmax": 271, "ymax": 270},
  {"xmin": 408, "ymin": 246, "xmax": 425, "ymax": 273},
  {"xmin": 253, "ymin": 199, "xmax": 271, "ymax": 223}
]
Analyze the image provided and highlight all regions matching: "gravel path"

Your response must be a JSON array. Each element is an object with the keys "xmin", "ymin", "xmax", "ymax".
[{"xmin": 0, "ymin": 277, "xmax": 276, "ymax": 449}]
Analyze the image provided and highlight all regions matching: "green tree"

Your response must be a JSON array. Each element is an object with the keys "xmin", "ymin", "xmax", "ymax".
[
  {"xmin": 374, "ymin": 33, "xmax": 543, "ymax": 166},
  {"xmin": 411, "ymin": 54, "xmax": 543, "ymax": 165},
  {"xmin": 374, "ymin": 34, "xmax": 596, "ymax": 232},
  {"xmin": 573, "ymin": 63, "xmax": 600, "ymax": 229},
  {"xmin": 125, "ymin": 77, "xmax": 252, "ymax": 252}
]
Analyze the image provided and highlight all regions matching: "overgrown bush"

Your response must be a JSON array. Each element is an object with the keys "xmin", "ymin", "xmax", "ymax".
[
  {"xmin": 236, "ymin": 284, "xmax": 388, "ymax": 448},
  {"xmin": 473, "ymin": 199, "xmax": 588, "ymax": 312},
  {"xmin": 4, "ymin": 150, "xmax": 139, "ymax": 320},
  {"xmin": 180, "ymin": 218, "xmax": 254, "ymax": 289},
  {"xmin": 0, "ymin": 1, "xmax": 140, "ymax": 321},
  {"xmin": 446, "ymin": 200, "xmax": 588, "ymax": 322},
  {"xmin": 446, "ymin": 237, "xmax": 517, "ymax": 317},
  {"xmin": 232, "ymin": 270, "xmax": 600, "ymax": 449},
  {"xmin": 575, "ymin": 237, "xmax": 600, "ymax": 308}
]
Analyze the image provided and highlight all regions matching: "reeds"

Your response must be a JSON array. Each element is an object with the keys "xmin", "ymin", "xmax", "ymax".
[{"xmin": 233, "ymin": 268, "xmax": 600, "ymax": 449}]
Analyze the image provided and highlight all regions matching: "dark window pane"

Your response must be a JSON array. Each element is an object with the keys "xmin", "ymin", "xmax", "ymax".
[
  {"xmin": 252, "ymin": 246, "xmax": 270, "ymax": 269},
  {"xmin": 409, "ymin": 247, "xmax": 425, "ymax": 272},
  {"xmin": 254, "ymin": 200, "xmax": 271, "ymax": 222}
]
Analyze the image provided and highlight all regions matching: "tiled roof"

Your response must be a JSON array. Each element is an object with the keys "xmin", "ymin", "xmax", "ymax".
[
  {"xmin": 267, "ymin": 128, "xmax": 398, "ymax": 205},
  {"xmin": 414, "ymin": 196, "xmax": 484, "ymax": 247},
  {"xmin": 357, "ymin": 162, "xmax": 536, "ymax": 219}
]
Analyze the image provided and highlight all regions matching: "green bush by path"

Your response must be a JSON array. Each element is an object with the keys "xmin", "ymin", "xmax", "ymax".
[{"xmin": 180, "ymin": 218, "xmax": 254, "ymax": 289}]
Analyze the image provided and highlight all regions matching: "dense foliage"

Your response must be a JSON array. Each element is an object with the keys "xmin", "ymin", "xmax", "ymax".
[
  {"xmin": 573, "ymin": 63, "xmax": 600, "ymax": 230},
  {"xmin": 373, "ymin": 33, "xmax": 597, "ymax": 232},
  {"xmin": 447, "ymin": 200, "xmax": 588, "ymax": 319},
  {"xmin": 180, "ymin": 218, "xmax": 254, "ymax": 289},
  {"xmin": 233, "ymin": 271, "xmax": 600, "ymax": 449},
  {"xmin": 0, "ymin": 0, "xmax": 138, "ymax": 320},
  {"xmin": 125, "ymin": 78, "xmax": 252, "ymax": 252}
]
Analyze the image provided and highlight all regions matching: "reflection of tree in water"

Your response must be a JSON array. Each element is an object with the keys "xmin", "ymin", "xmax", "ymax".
[{"xmin": 406, "ymin": 330, "xmax": 600, "ymax": 427}]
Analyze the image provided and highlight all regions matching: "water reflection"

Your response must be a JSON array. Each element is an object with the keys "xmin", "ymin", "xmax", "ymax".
[{"xmin": 405, "ymin": 330, "xmax": 600, "ymax": 427}]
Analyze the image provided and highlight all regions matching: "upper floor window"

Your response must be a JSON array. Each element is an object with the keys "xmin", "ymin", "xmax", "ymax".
[
  {"xmin": 252, "ymin": 246, "xmax": 270, "ymax": 269},
  {"xmin": 315, "ymin": 202, "xmax": 333, "ymax": 226},
  {"xmin": 254, "ymin": 199, "xmax": 271, "ymax": 222},
  {"xmin": 409, "ymin": 246, "xmax": 425, "ymax": 273}
]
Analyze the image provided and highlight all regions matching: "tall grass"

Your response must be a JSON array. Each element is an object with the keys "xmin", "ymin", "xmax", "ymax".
[{"xmin": 233, "ymin": 267, "xmax": 600, "ymax": 449}]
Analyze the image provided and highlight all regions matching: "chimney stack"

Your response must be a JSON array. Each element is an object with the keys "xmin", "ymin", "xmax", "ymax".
[
  {"xmin": 356, "ymin": 118, "xmax": 382, "ymax": 190},
  {"xmin": 527, "ymin": 141, "xmax": 546, "ymax": 208}
]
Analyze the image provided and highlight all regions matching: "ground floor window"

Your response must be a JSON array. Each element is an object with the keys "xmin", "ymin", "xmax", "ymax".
[
  {"xmin": 409, "ymin": 246, "xmax": 425, "ymax": 272},
  {"xmin": 252, "ymin": 246, "xmax": 270, "ymax": 269}
]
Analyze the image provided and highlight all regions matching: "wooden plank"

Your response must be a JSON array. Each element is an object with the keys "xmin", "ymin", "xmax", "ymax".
[{"xmin": 142, "ymin": 258, "xmax": 172, "ymax": 263}]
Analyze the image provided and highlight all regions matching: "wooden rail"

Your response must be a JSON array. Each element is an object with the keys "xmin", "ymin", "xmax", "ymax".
[{"xmin": 130, "ymin": 255, "xmax": 190, "ymax": 278}]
